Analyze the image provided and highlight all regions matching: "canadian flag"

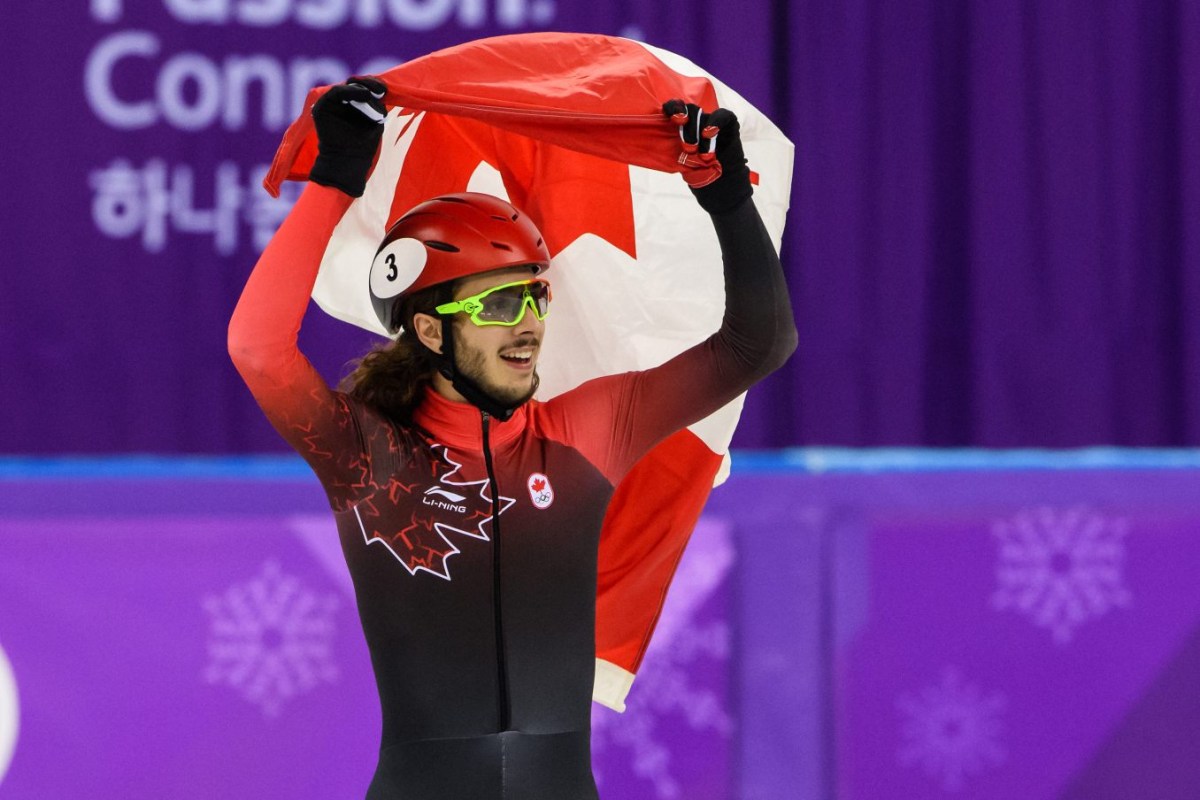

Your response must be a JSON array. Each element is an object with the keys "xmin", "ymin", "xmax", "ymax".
[{"xmin": 266, "ymin": 32, "xmax": 794, "ymax": 712}]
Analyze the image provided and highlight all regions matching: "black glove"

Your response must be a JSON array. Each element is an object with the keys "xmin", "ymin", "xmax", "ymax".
[
  {"xmin": 662, "ymin": 99, "xmax": 753, "ymax": 215},
  {"xmin": 309, "ymin": 76, "xmax": 387, "ymax": 198}
]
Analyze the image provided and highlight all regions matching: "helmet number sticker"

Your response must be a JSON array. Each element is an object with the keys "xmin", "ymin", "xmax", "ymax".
[{"xmin": 370, "ymin": 237, "xmax": 427, "ymax": 300}]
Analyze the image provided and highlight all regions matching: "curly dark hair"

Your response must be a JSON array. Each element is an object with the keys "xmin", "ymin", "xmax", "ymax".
[{"xmin": 340, "ymin": 282, "xmax": 456, "ymax": 423}]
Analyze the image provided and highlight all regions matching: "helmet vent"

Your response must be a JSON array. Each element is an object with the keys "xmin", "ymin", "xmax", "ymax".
[
  {"xmin": 490, "ymin": 215, "xmax": 508, "ymax": 221},
  {"xmin": 424, "ymin": 240, "xmax": 460, "ymax": 252},
  {"xmin": 491, "ymin": 241, "xmax": 513, "ymax": 252},
  {"xmin": 435, "ymin": 196, "xmax": 469, "ymax": 204},
  {"xmin": 535, "ymin": 237, "xmax": 543, "ymax": 247}
]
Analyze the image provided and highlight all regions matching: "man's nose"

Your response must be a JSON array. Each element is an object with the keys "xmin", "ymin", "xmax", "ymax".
[{"xmin": 515, "ymin": 303, "xmax": 544, "ymax": 337}]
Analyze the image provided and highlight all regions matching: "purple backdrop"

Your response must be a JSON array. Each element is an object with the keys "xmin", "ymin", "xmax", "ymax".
[
  {"xmin": 2, "ymin": 2, "xmax": 1198, "ymax": 453},
  {"xmin": 0, "ymin": 474, "xmax": 733, "ymax": 799},
  {"xmin": 2, "ymin": 453, "xmax": 1198, "ymax": 797}
]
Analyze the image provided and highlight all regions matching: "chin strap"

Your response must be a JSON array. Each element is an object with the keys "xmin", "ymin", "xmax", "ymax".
[{"xmin": 435, "ymin": 317, "xmax": 522, "ymax": 422}]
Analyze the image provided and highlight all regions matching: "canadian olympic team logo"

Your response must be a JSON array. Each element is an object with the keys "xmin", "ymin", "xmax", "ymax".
[
  {"xmin": 527, "ymin": 473, "xmax": 554, "ymax": 510},
  {"xmin": 0, "ymin": 640, "xmax": 18, "ymax": 785}
]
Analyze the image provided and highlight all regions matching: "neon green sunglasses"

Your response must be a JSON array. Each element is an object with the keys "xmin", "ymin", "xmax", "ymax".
[{"xmin": 435, "ymin": 278, "xmax": 552, "ymax": 327}]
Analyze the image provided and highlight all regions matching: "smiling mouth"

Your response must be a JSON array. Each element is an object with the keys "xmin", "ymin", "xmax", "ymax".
[{"xmin": 500, "ymin": 349, "xmax": 535, "ymax": 368}]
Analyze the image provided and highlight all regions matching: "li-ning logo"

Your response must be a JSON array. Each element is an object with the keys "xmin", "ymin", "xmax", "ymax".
[
  {"xmin": 423, "ymin": 486, "xmax": 467, "ymax": 513},
  {"xmin": 527, "ymin": 472, "xmax": 554, "ymax": 510}
]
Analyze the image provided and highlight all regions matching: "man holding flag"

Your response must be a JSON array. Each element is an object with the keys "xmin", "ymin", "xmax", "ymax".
[{"xmin": 229, "ymin": 61, "xmax": 794, "ymax": 800}]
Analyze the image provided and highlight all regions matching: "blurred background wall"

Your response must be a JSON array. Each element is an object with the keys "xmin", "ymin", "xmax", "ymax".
[{"xmin": 2, "ymin": 0, "xmax": 1197, "ymax": 453}]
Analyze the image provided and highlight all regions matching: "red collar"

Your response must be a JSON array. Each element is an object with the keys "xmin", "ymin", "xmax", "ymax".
[{"xmin": 411, "ymin": 387, "xmax": 527, "ymax": 453}]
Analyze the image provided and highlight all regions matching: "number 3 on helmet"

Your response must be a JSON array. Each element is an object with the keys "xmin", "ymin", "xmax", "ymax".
[{"xmin": 369, "ymin": 193, "xmax": 552, "ymax": 334}]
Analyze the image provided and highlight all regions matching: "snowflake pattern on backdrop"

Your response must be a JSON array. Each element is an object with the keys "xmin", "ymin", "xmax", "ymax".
[
  {"xmin": 990, "ymin": 506, "xmax": 1131, "ymax": 644},
  {"xmin": 897, "ymin": 666, "xmax": 1007, "ymax": 792},
  {"xmin": 591, "ymin": 620, "xmax": 732, "ymax": 798},
  {"xmin": 202, "ymin": 560, "xmax": 339, "ymax": 717}
]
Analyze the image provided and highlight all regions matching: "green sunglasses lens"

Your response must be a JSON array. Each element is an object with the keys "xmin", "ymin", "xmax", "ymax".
[
  {"xmin": 473, "ymin": 282, "xmax": 550, "ymax": 325},
  {"xmin": 477, "ymin": 290, "xmax": 528, "ymax": 323},
  {"xmin": 436, "ymin": 280, "xmax": 551, "ymax": 326}
]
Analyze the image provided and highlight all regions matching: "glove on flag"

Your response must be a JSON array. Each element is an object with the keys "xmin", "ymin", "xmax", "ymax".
[
  {"xmin": 266, "ymin": 32, "xmax": 794, "ymax": 713},
  {"xmin": 308, "ymin": 77, "xmax": 387, "ymax": 198}
]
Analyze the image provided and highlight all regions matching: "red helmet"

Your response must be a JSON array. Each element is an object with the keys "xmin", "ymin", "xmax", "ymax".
[{"xmin": 369, "ymin": 192, "xmax": 551, "ymax": 333}]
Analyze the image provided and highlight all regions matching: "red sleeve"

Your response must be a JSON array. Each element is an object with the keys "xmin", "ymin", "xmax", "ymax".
[
  {"xmin": 539, "ymin": 197, "xmax": 797, "ymax": 484},
  {"xmin": 227, "ymin": 183, "xmax": 371, "ymax": 511}
]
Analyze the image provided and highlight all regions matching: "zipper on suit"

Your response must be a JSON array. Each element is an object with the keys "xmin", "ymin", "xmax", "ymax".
[{"xmin": 481, "ymin": 411, "xmax": 510, "ymax": 731}]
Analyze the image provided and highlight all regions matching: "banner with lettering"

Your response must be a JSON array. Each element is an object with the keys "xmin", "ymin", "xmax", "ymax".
[{"xmin": 0, "ymin": 0, "xmax": 779, "ymax": 454}]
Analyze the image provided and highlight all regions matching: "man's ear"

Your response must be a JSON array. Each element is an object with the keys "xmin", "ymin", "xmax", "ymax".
[{"xmin": 411, "ymin": 313, "xmax": 443, "ymax": 354}]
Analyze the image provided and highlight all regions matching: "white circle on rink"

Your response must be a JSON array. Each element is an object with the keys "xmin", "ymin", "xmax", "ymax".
[
  {"xmin": 0, "ymin": 642, "xmax": 17, "ymax": 784},
  {"xmin": 370, "ymin": 237, "xmax": 427, "ymax": 300}
]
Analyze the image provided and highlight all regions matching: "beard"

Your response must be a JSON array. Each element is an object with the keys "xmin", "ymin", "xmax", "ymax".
[{"xmin": 452, "ymin": 333, "xmax": 540, "ymax": 408}]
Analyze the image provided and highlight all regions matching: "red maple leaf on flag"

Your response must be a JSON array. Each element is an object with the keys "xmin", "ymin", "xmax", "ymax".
[
  {"xmin": 531, "ymin": 477, "xmax": 547, "ymax": 493},
  {"xmin": 263, "ymin": 33, "xmax": 723, "ymax": 261},
  {"xmin": 386, "ymin": 113, "xmax": 637, "ymax": 261}
]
